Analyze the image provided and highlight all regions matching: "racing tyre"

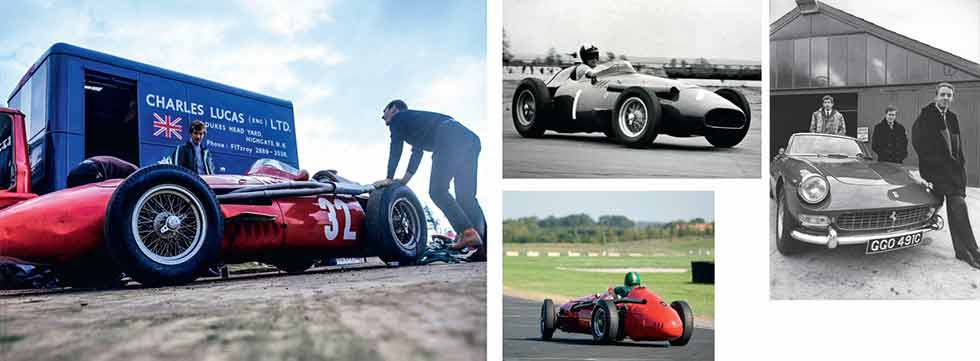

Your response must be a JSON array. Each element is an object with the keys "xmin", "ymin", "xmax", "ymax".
[
  {"xmin": 512, "ymin": 78, "xmax": 552, "ymax": 137},
  {"xmin": 775, "ymin": 186, "xmax": 804, "ymax": 255},
  {"xmin": 705, "ymin": 88, "xmax": 751, "ymax": 148},
  {"xmin": 590, "ymin": 299, "xmax": 620, "ymax": 344},
  {"xmin": 669, "ymin": 300, "xmax": 694, "ymax": 346},
  {"xmin": 613, "ymin": 88, "xmax": 662, "ymax": 148},
  {"xmin": 366, "ymin": 184, "xmax": 428, "ymax": 266},
  {"xmin": 104, "ymin": 165, "xmax": 223, "ymax": 287},
  {"xmin": 540, "ymin": 299, "xmax": 557, "ymax": 340}
]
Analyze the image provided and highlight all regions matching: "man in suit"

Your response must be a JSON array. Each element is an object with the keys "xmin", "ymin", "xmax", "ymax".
[{"xmin": 911, "ymin": 82, "xmax": 980, "ymax": 269}]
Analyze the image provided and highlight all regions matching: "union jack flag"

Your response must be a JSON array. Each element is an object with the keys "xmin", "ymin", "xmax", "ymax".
[{"xmin": 152, "ymin": 113, "xmax": 183, "ymax": 140}]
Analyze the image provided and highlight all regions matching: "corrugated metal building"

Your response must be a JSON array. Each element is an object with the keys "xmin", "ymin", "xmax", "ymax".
[{"xmin": 770, "ymin": 0, "xmax": 980, "ymax": 185}]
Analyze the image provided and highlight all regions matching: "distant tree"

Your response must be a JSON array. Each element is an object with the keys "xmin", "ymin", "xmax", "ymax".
[
  {"xmin": 502, "ymin": 29, "xmax": 514, "ymax": 64},
  {"xmin": 605, "ymin": 51, "xmax": 616, "ymax": 62},
  {"xmin": 691, "ymin": 217, "xmax": 706, "ymax": 224},
  {"xmin": 544, "ymin": 47, "xmax": 560, "ymax": 65}
]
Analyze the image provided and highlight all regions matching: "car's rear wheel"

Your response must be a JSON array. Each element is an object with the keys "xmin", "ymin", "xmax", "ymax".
[
  {"xmin": 540, "ymin": 299, "xmax": 557, "ymax": 340},
  {"xmin": 104, "ymin": 165, "xmax": 222, "ymax": 287},
  {"xmin": 776, "ymin": 187, "xmax": 804, "ymax": 255},
  {"xmin": 613, "ymin": 88, "xmax": 661, "ymax": 148},
  {"xmin": 366, "ymin": 184, "xmax": 428, "ymax": 266},
  {"xmin": 705, "ymin": 88, "xmax": 751, "ymax": 148},
  {"xmin": 512, "ymin": 78, "xmax": 552, "ymax": 138},
  {"xmin": 590, "ymin": 299, "xmax": 620, "ymax": 344},
  {"xmin": 669, "ymin": 300, "xmax": 694, "ymax": 346}
]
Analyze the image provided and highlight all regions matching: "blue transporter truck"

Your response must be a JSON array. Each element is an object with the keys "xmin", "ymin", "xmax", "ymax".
[{"xmin": 7, "ymin": 43, "xmax": 298, "ymax": 195}]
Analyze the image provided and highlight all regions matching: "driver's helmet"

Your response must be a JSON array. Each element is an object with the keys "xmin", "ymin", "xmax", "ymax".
[
  {"xmin": 624, "ymin": 271, "xmax": 641, "ymax": 287},
  {"xmin": 578, "ymin": 43, "xmax": 599, "ymax": 63}
]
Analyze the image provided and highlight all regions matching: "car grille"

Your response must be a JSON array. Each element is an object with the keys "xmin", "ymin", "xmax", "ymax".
[{"xmin": 835, "ymin": 206, "xmax": 932, "ymax": 231}]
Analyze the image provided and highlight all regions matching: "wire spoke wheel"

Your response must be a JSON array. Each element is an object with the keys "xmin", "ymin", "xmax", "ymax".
[
  {"xmin": 388, "ymin": 198, "xmax": 420, "ymax": 253},
  {"xmin": 618, "ymin": 97, "xmax": 648, "ymax": 138},
  {"xmin": 131, "ymin": 184, "xmax": 207, "ymax": 265},
  {"xmin": 516, "ymin": 89, "xmax": 536, "ymax": 126}
]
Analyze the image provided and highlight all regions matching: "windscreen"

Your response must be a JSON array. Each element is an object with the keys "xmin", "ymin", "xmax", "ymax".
[
  {"xmin": 594, "ymin": 60, "xmax": 637, "ymax": 77},
  {"xmin": 787, "ymin": 134, "xmax": 868, "ymax": 157}
]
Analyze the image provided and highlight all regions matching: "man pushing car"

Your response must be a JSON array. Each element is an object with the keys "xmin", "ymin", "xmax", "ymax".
[{"xmin": 374, "ymin": 100, "xmax": 485, "ymax": 251}]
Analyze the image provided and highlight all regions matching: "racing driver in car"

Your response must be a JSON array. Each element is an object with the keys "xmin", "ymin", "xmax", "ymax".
[
  {"xmin": 611, "ymin": 271, "xmax": 642, "ymax": 298},
  {"xmin": 575, "ymin": 44, "xmax": 600, "ymax": 80}
]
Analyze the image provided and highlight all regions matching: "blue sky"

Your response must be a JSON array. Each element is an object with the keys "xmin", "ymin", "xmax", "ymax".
[
  {"xmin": 0, "ymin": 0, "xmax": 487, "ymax": 229},
  {"xmin": 503, "ymin": 192, "xmax": 714, "ymax": 223}
]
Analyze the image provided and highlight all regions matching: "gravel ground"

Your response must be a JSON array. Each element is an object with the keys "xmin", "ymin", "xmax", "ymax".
[{"xmin": 0, "ymin": 261, "xmax": 486, "ymax": 361}]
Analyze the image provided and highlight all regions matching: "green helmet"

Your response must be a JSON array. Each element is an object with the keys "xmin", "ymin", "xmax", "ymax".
[{"xmin": 624, "ymin": 272, "xmax": 641, "ymax": 286}]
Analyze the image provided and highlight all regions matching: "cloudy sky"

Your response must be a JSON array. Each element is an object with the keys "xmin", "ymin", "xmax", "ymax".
[
  {"xmin": 503, "ymin": 192, "xmax": 714, "ymax": 223},
  {"xmin": 0, "ymin": 0, "xmax": 486, "ymax": 230},
  {"xmin": 770, "ymin": 0, "xmax": 980, "ymax": 62},
  {"xmin": 503, "ymin": 0, "xmax": 762, "ymax": 61}
]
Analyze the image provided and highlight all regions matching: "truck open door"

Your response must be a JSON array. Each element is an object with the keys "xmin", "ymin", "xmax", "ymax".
[{"xmin": 0, "ymin": 109, "xmax": 38, "ymax": 209}]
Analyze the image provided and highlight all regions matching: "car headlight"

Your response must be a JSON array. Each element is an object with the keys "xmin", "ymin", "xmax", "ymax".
[{"xmin": 798, "ymin": 173, "xmax": 829, "ymax": 204}]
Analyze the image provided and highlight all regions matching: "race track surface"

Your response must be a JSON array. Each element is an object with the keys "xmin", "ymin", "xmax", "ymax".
[
  {"xmin": 503, "ymin": 296, "xmax": 714, "ymax": 361},
  {"xmin": 0, "ymin": 261, "xmax": 486, "ymax": 361},
  {"xmin": 502, "ymin": 78, "xmax": 761, "ymax": 178}
]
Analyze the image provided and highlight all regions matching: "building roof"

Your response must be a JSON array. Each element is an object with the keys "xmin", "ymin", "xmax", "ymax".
[
  {"xmin": 8, "ymin": 43, "xmax": 293, "ymax": 108},
  {"xmin": 770, "ymin": 0, "xmax": 980, "ymax": 79}
]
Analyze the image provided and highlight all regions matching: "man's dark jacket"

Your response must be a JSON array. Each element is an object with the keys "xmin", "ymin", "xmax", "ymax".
[
  {"xmin": 167, "ymin": 141, "xmax": 214, "ymax": 175},
  {"xmin": 871, "ymin": 119, "xmax": 908, "ymax": 163},
  {"xmin": 911, "ymin": 103, "xmax": 965, "ymax": 195}
]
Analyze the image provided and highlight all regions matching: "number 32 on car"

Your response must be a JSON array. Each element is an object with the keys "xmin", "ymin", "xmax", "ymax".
[{"xmin": 319, "ymin": 197, "xmax": 357, "ymax": 241}]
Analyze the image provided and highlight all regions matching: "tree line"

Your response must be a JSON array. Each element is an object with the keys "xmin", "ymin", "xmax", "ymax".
[{"xmin": 503, "ymin": 214, "xmax": 713, "ymax": 243}]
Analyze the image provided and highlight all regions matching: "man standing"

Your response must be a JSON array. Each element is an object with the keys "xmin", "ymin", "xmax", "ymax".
[
  {"xmin": 809, "ymin": 95, "xmax": 847, "ymax": 135},
  {"xmin": 871, "ymin": 105, "xmax": 908, "ymax": 163},
  {"xmin": 911, "ymin": 82, "xmax": 980, "ymax": 269},
  {"xmin": 166, "ymin": 120, "xmax": 214, "ymax": 175},
  {"xmin": 374, "ymin": 100, "xmax": 485, "ymax": 251}
]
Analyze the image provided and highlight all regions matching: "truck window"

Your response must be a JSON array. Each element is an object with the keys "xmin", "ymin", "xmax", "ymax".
[
  {"xmin": 0, "ymin": 113, "xmax": 13, "ymax": 190},
  {"xmin": 7, "ymin": 60, "xmax": 48, "ymax": 140}
]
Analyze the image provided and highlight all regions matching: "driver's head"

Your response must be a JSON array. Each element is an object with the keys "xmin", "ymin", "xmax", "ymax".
[
  {"xmin": 579, "ymin": 43, "xmax": 599, "ymax": 68},
  {"xmin": 624, "ymin": 272, "xmax": 641, "ymax": 287},
  {"xmin": 935, "ymin": 82, "xmax": 955, "ymax": 110},
  {"xmin": 821, "ymin": 95, "xmax": 834, "ymax": 112},
  {"xmin": 190, "ymin": 120, "xmax": 207, "ymax": 145},
  {"xmin": 382, "ymin": 99, "xmax": 407, "ymax": 125}
]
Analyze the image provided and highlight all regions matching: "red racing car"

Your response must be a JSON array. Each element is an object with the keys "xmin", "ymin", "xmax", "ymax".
[
  {"xmin": 0, "ymin": 108, "xmax": 428, "ymax": 287},
  {"xmin": 539, "ymin": 286, "xmax": 693, "ymax": 345}
]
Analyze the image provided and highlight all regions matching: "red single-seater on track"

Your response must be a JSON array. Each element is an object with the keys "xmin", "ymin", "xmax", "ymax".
[{"xmin": 540, "ymin": 286, "xmax": 693, "ymax": 345}]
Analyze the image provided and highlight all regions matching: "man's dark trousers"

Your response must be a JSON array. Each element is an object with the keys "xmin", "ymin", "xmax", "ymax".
[{"xmin": 429, "ymin": 121, "xmax": 485, "ymax": 239}]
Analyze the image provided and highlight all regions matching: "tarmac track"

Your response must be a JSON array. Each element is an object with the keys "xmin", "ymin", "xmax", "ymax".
[
  {"xmin": 503, "ymin": 296, "xmax": 714, "ymax": 361},
  {"xmin": 502, "ymin": 78, "xmax": 761, "ymax": 178},
  {"xmin": 0, "ymin": 261, "xmax": 486, "ymax": 361}
]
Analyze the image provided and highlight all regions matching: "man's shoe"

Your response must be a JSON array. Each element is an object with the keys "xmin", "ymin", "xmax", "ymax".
[{"xmin": 449, "ymin": 228, "xmax": 483, "ymax": 250}]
